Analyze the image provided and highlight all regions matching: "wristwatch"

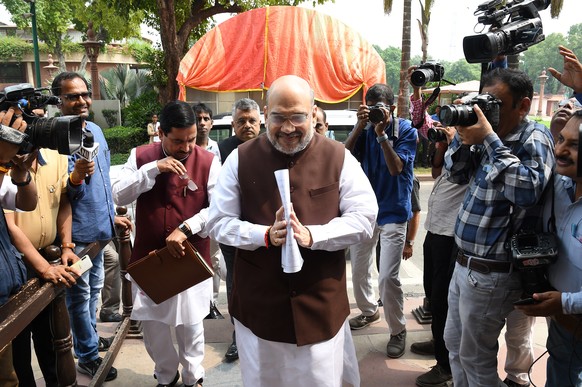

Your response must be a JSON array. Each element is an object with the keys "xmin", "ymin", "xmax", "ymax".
[
  {"xmin": 178, "ymin": 222, "xmax": 193, "ymax": 238},
  {"xmin": 61, "ymin": 242, "xmax": 76, "ymax": 250},
  {"xmin": 405, "ymin": 240, "xmax": 414, "ymax": 247},
  {"xmin": 376, "ymin": 133, "xmax": 389, "ymax": 143}
]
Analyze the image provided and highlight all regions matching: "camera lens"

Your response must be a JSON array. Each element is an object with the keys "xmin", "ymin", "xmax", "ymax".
[
  {"xmin": 25, "ymin": 116, "xmax": 83, "ymax": 155},
  {"xmin": 439, "ymin": 105, "xmax": 478, "ymax": 127},
  {"xmin": 410, "ymin": 69, "xmax": 434, "ymax": 87},
  {"xmin": 463, "ymin": 32, "xmax": 508, "ymax": 64},
  {"xmin": 368, "ymin": 108, "xmax": 385, "ymax": 124},
  {"xmin": 427, "ymin": 127, "xmax": 447, "ymax": 142}
]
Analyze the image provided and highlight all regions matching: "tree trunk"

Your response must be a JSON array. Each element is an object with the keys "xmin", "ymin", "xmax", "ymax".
[
  {"xmin": 55, "ymin": 39, "xmax": 67, "ymax": 73},
  {"xmin": 397, "ymin": 0, "xmax": 412, "ymax": 118},
  {"xmin": 157, "ymin": 0, "xmax": 180, "ymax": 103}
]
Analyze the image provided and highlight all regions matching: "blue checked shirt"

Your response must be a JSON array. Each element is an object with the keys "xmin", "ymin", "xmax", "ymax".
[{"xmin": 445, "ymin": 119, "xmax": 555, "ymax": 260}]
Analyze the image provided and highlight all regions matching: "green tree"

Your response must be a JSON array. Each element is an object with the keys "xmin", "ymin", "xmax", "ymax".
[
  {"xmin": 441, "ymin": 59, "xmax": 481, "ymax": 84},
  {"xmin": 520, "ymin": 32, "xmax": 567, "ymax": 94},
  {"xmin": 99, "ymin": 65, "xmax": 154, "ymax": 107},
  {"xmin": 1, "ymin": 0, "xmax": 142, "ymax": 71},
  {"xmin": 106, "ymin": 0, "xmax": 333, "ymax": 104},
  {"xmin": 374, "ymin": 45, "xmax": 401, "ymax": 93}
]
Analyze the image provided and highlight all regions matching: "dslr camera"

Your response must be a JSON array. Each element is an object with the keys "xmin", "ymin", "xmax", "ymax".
[
  {"xmin": 410, "ymin": 62, "xmax": 445, "ymax": 87},
  {"xmin": 427, "ymin": 126, "xmax": 447, "ymax": 143},
  {"xmin": 0, "ymin": 83, "xmax": 83, "ymax": 155},
  {"xmin": 510, "ymin": 231, "xmax": 558, "ymax": 298},
  {"xmin": 367, "ymin": 102, "xmax": 389, "ymax": 124},
  {"xmin": 463, "ymin": 0, "xmax": 550, "ymax": 63},
  {"xmin": 439, "ymin": 94, "xmax": 501, "ymax": 130}
]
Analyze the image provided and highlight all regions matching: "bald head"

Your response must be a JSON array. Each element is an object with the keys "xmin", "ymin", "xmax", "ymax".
[{"xmin": 264, "ymin": 75, "xmax": 316, "ymax": 155}]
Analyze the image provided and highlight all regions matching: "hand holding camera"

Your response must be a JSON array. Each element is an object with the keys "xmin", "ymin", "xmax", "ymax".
[{"xmin": 454, "ymin": 103, "xmax": 495, "ymax": 145}]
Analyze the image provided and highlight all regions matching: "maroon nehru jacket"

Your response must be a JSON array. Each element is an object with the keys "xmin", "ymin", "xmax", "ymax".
[
  {"xmin": 130, "ymin": 142, "xmax": 214, "ymax": 265},
  {"xmin": 233, "ymin": 133, "xmax": 349, "ymax": 346}
]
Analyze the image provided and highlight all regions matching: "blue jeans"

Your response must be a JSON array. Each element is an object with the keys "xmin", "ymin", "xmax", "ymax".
[
  {"xmin": 443, "ymin": 262, "xmax": 522, "ymax": 387},
  {"xmin": 546, "ymin": 319, "xmax": 582, "ymax": 386},
  {"xmin": 66, "ymin": 244, "xmax": 105, "ymax": 363}
]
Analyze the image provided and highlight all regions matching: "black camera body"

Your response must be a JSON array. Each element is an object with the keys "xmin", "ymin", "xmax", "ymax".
[
  {"xmin": 510, "ymin": 231, "xmax": 558, "ymax": 298},
  {"xmin": 410, "ymin": 62, "xmax": 445, "ymax": 87},
  {"xmin": 367, "ymin": 102, "xmax": 388, "ymax": 124},
  {"xmin": 439, "ymin": 94, "xmax": 501, "ymax": 130},
  {"xmin": 463, "ymin": 0, "xmax": 550, "ymax": 63},
  {"xmin": 0, "ymin": 83, "xmax": 83, "ymax": 155}
]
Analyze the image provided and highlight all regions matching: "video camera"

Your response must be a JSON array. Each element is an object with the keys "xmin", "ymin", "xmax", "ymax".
[
  {"xmin": 463, "ymin": 0, "xmax": 551, "ymax": 63},
  {"xmin": 410, "ymin": 62, "xmax": 445, "ymax": 87},
  {"xmin": 0, "ymin": 83, "xmax": 83, "ymax": 155},
  {"xmin": 439, "ymin": 93, "xmax": 502, "ymax": 130}
]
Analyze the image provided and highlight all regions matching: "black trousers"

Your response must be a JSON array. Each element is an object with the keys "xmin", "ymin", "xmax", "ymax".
[
  {"xmin": 12, "ymin": 303, "xmax": 58, "ymax": 387},
  {"xmin": 219, "ymin": 243, "xmax": 237, "ymax": 341},
  {"xmin": 422, "ymin": 231, "xmax": 457, "ymax": 370}
]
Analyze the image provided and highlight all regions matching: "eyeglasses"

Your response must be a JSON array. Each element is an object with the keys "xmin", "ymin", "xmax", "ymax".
[
  {"xmin": 558, "ymin": 99, "xmax": 582, "ymax": 108},
  {"xmin": 269, "ymin": 113, "xmax": 308, "ymax": 126},
  {"xmin": 61, "ymin": 92, "xmax": 92, "ymax": 101}
]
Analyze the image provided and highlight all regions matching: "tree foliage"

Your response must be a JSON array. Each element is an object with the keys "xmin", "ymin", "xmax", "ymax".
[{"xmin": 0, "ymin": 0, "xmax": 142, "ymax": 71}]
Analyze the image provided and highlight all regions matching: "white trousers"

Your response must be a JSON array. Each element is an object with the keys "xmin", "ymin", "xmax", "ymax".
[
  {"xmin": 142, "ymin": 320, "xmax": 205, "ymax": 385},
  {"xmin": 234, "ymin": 319, "xmax": 360, "ymax": 387},
  {"xmin": 350, "ymin": 222, "xmax": 407, "ymax": 334},
  {"xmin": 504, "ymin": 309, "xmax": 536, "ymax": 384}
]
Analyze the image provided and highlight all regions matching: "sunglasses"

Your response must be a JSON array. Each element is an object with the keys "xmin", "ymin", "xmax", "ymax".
[{"xmin": 61, "ymin": 92, "xmax": 92, "ymax": 101}]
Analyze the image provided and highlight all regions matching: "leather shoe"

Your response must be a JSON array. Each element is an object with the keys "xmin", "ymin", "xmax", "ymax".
[
  {"xmin": 205, "ymin": 302, "xmax": 225, "ymax": 320},
  {"xmin": 100, "ymin": 312, "xmax": 123, "ymax": 322},
  {"xmin": 97, "ymin": 336, "xmax": 114, "ymax": 352},
  {"xmin": 155, "ymin": 370, "xmax": 179, "ymax": 387},
  {"xmin": 386, "ymin": 329, "xmax": 406, "ymax": 358},
  {"xmin": 184, "ymin": 378, "xmax": 203, "ymax": 387},
  {"xmin": 503, "ymin": 378, "xmax": 530, "ymax": 387},
  {"xmin": 224, "ymin": 340, "xmax": 238, "ymax": 361}
]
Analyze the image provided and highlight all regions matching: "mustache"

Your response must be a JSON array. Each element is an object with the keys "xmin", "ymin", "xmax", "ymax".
[
  {"xmin": 277, "ymin": 132, "xmax": 301, "ymax": 138},
  {"xmin": 557, "ymin": 156, "xmax": 574, "ymax": 164}
]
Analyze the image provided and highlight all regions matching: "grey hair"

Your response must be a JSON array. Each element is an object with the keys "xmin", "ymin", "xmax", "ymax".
[{"xmin": 232, "ymin": 98, "xmax": 260, "ymax": 116}]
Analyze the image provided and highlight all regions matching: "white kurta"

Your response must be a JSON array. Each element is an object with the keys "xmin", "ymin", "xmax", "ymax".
[
  {"xmin": 112, "ymin": 147, "xmax": 221, "ymax": 326},
  {"xmin": 207, "ymin": 147, "xmax": 378, "ymax": 387}
]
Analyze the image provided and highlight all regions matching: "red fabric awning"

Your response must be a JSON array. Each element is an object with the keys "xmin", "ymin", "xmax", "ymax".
[{"xmin": 177, "ymin": 6, "xmax": 386, "ymax": 103}]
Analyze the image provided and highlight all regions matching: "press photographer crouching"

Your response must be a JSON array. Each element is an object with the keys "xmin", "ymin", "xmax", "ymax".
[
  {"xmin": 515, "ymin": 109, "xmax": 582, "ymax": 386},
  {"xmin": 442, "ymin": 67, "xmax": 555, "ymax": 386}
]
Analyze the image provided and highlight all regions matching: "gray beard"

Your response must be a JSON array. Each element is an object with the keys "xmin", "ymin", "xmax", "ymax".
[{"xmin": 266, "ymin": 126, "xmax": 314, "ymax": 155}]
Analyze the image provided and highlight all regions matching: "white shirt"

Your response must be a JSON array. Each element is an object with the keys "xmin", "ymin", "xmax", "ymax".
[
  {"xmin": 205, "ymin": 138, "xmax": 221, "ymax": 163},
  {"xmin": 111, "ymin": 147, "xmax": 221, "ymax": 236},
  {"xmin": 207, "ymin": 148, "xmax": 378, "ymax": 251}
]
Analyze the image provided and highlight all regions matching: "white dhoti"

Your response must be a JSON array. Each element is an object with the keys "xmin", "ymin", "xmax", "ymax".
[
  {"xmin": 131, "ymin": 277, "xmax": 212, "ymax": 385},
  {"xmin": 234, "ymin": 318, "xmax": 360, "ymax": 387}
]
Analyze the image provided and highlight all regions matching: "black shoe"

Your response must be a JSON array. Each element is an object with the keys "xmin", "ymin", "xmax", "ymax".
[
  {"xmin": 205, "ymin": 302, "xmax": 225, "ymax": 319},
  {"xmin": 503, "ymin": 378, "xmax": 530, "ymax": 387},
  {"xmin": 155, "ymin": 371, "xmax": 179, "ymax": 387},
  {"xmin": 415, "ymin": 364, "xmax": 452, "ymax": 387},
  {"xmin": 98, "ymin": 336, "xmax": 114, "ymax": 352},
  {"xmin": 184, "ymin": 378, "xmax": 203, "ymax": 387},
  {"xmin": 100, "ymin": 312, "xmax": 123, "ymax": 322},
  {"xmin": 77, "ymin": 357, "xmax": 117, "ymax": 381},
  {"xmin": 410, "ymin": 339, "xmax": 435, "ymax": 356},
  {"xmin": 349, "ymin": 310, "xmax": 381, "ymax": 330},
  {"xmin": 224, "ymin": 340, "xmax": 238, "ymax": 361}
]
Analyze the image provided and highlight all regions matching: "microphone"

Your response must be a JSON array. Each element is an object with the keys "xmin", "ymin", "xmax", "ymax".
[{"xmin": 75, "ymin": 131, "xmax": 99, "ymax": 184}]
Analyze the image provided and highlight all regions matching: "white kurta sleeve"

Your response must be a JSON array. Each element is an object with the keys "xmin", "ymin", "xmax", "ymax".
[{"xmin": 111, "ymin": 148, "xmax": 160, "ymax": 206}]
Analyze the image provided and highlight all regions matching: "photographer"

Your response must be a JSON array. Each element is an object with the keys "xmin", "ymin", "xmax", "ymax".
[
  {"xmin": 408, "ymin": 65, "xmax": 434, "ymax": 168},
  {"xmin": 515, "ymin": 47, "xmax": 582, "ymax": 386},
  {"xmin": 344, "ymin": 83, "xmax": 417, "ymax": 359},
  {"xmin": 442, "ymin": 68, "xmax": 555, "ymax": 387},
  {"xmin": 0, "ymin": 106, "xmax": 38, "ymax": 386}
]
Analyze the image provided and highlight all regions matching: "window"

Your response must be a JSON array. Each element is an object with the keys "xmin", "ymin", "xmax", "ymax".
[{"xmin": 0, "ymin": 63, "xmax": 26, "ymax": 84}]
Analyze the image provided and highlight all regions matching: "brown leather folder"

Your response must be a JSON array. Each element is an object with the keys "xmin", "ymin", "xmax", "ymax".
[{"xmin": 127, "ymin": 241, "xmax": 213, "ymax": 304}]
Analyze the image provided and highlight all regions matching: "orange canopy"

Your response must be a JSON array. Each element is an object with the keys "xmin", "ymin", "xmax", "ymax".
[{"xmin": 177, "ymin": 6, "xmax": 386, "ymax": 103}]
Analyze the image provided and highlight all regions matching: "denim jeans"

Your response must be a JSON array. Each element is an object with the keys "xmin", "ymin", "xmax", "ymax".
[
  {"xmin": 66, "ymin": 244, "xmax": 105, "ymax": 363},
  {"xmin": 546, "ymin": 319, "xmax": 582, "ymax": 387},
  {"xmin": 444, "ymin": 262, "xmax": 522, "ymax": 387}
]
